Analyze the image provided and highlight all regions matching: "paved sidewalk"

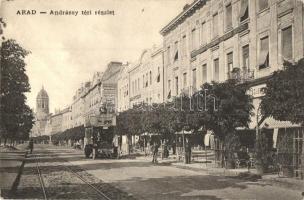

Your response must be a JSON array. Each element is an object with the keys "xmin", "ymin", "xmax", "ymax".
[
  {"xmin": 136, "ymin": 154, "xmax": 304, "ymax": 192},
  {"xmin": 137, "ymin": 155, "xmax": 253, "ymax": 176},
  {"xmin": 0, "ymin": 148, "xmax": 27, "ymax": 198}
]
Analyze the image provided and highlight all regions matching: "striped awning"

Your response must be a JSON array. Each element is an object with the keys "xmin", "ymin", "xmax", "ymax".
[
  {"xmin": 246, "ymin": 117, "xmax": 301, "ymax": 129},
  {"xmin": 261, "ymin": 117, "xmax": 301, "ymax": 129},
  {"xmin": 175, "ymin": 130, "xmax": 193, "ymax": 135}
]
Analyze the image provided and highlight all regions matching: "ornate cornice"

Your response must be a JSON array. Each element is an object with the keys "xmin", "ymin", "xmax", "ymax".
[{"xmin": 160, "ymin": 0, "xmax": 207, "ymax": 36}]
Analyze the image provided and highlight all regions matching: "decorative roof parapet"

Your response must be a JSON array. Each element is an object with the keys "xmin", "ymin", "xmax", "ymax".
[{"xmin": 160, "ymin": 0, "xmax": 207, "ymax": 36}]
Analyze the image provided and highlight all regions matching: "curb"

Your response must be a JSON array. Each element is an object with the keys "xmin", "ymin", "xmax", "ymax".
[{"xmin": 9, "ymin": 151, "xmax": 28, "ymax": 194}]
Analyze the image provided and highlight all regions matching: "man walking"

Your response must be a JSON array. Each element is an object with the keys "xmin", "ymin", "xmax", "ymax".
[
  {"xmin": 28, "ymin": 139, "xmax": 34, "ymax": 154},
  {"xmin": 185, "ymin": 138, "xmax": 192, "ymax": 164},
  {"xmin": 152, "ymin": 142, "xmax": 159, "ymax": 163}
]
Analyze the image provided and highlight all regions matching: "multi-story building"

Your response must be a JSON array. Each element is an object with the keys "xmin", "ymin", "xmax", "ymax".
[
  {"xmin": 71, "ymin": 82, "xmax": 90, "ymax": 127},
  {"xmin": 82, "ymin": 72, "xmax": 103, "ymax": 126},
  {"xmin": 160, "ymin": 0, "xmax": 304, "ymax": 126},
  {"xmin": 117, "ymin": 64, "xmax": 130, "ymax": 112},
  {"xmin": 101, "ymin": 62, "xmax": 123, "ymax": 113},
  {"xmin": 117, "ymin": 45, "xmax": 164, "ymax": 111},
  {"xmin": 83, "ymin": 62, "xmax": 124, "ymax": 127},
  {"xmin": 61, "ymin": 107, "xmax": 72, "ymax": 132},
  {"xmin": 50, "ymin": 110, "xmax": 63, "ymax": 135}
]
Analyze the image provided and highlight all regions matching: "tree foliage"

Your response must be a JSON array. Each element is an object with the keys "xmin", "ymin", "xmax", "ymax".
[
  {"xmin": 52, "ymin": 125, "xmax": 85, "ymax": 142},
  {"xmin": 115, "ymin": 79, "xmax": 253, "ymax": 142},
  {"xmin": 0, "ymin": 39, "xmax": 34, "ymax": 140},
  {"xmin": 261, "ymin": 59, "xmax": 304, "ymax": 125},
  {"xmin": 200, "ymin": 80, "xmax": 254, "ymax": 140}
]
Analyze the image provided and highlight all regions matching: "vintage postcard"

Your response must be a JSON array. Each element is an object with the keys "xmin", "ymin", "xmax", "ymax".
[{"xmin": 1, "ymin": 0, "xmax": 304, "ymax": 199}]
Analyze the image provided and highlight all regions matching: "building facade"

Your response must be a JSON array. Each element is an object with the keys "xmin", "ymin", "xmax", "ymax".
[
  {"xmin": 31, "ymin": 87, "xmax": 50, "ymax": 137},
  {"xmin": 71, "ymin": 82, "xmax": 90, "ymax": 128},
  {"xmin": 61, "ymin": 107, "xmax": 72, "ymax": 132},
  {"xmin": 82, "ymin": 62, "xmax": 124, "ymax": 127},
  {"xmin": 50, "ymin": 110, "xmax": 63, "ymax": 135},
  {"xmin": 117, "ymin": 64, "xmax": 130, "ymax": 112},
  {"xmin": 117, "ymin": 46, "xmax": 164, "ymax": 111},
  {"xmin": 160, "ymin": 0, "xmax": 304, "ymax": 126}
]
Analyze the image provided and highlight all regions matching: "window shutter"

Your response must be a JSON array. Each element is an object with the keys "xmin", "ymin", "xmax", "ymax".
[
  {"xmin": 174, "ymin": 50, "xmax": 179, "ymax": 61},
  {"xmin": 214, "ymin": 59, "xmax": 219, "ymax": 81},
  {"xmin": 282, "ymin": 26, "xmax": 292, "ymax": 60},
  {"xmin": 242, "ymin": 45, "xmax": 249, "ymax": 70},
  {"xmin": 226, "ymin": 4, "xmax": 232, "ymax": 29},
  {"xmin": 259, "ymin": 0, "xmax": 268, "ymax": 11},
  {"xmin": 192, "ymin": 69, "xmax": 197, "ymax": 91},
  {"xmin": 213, "ymin": 14, "xmax": 218, "ymax": 37},
  {"xmin": 202, "ymin": 64, "xmax": 207, "ymax": 83}
]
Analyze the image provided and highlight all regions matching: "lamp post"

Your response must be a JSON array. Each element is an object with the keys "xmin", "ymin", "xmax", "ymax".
[
  {"xmin": 255, "ymin": 104, "xmax": 265, "ymax": 175},
  {"xmin": 256, "ymin": 104, "xmax": 261, "ymax": 141}
]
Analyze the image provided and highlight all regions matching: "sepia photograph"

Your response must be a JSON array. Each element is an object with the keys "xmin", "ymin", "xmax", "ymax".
[{"xmin": 0, "ymin": 0, "xmax": 304, "ymax": 199}]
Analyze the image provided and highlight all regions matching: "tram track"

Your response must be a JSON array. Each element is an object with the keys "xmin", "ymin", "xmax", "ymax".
[
  {"xmin": 32, "ymin": 149, "xmax": 120, "ymax": 200},
  {"xmin": 35, "ymin": 155, "xmax": 48, "ymax": 200},
  {"xmin": 60, "ymin": 164, "xmax": 112, "ymax": 200}
]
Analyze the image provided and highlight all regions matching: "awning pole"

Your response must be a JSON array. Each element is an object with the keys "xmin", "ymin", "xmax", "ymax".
[{"xmin": 183, "ymin": 130, "xmax": 185, "ymax": 163}]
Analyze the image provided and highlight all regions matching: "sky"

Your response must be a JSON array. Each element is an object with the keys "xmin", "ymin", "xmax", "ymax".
[{"xmin": 1, "ymin": 0, "xmax": 191, "ymax": 113}]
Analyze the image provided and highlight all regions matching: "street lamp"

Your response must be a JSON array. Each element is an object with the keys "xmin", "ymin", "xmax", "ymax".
[{"xmin": 256, "ymin": 104, "xmax": 262, "ymax": 141}]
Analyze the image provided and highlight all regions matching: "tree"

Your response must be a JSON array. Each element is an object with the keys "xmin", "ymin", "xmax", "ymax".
[
  {"xmin": 199, "ymin": 79, "xmax": 254, "ymax": 140},
  {"xmin": 261, "ymin": 59, "xmax": 304, "ymax": 125},
  {"xmin": 196, "ymin": 80, "xmax": 254, "ymax": 167},
  {"xmin": 0, "ymin": 39, "xmax": 34, "ymax": 143}
]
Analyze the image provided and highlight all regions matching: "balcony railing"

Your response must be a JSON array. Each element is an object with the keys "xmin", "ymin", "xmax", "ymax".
[{"xmin": 228, "ymin": 68, "xmax": 255, "ymax": 83}]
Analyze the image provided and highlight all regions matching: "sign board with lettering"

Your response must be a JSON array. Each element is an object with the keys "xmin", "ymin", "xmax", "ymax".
[
  {"xmin": 84, "ymin": 114, "xmax": 116, "ymax": 127},
  {"xmin": 247, "ymin": 84, "xmax": 266, "ymax": 98}
]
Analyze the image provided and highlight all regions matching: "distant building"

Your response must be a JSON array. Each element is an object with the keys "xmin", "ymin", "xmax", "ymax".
[
  {"xmin": 31, "ymin": 86, "xmax": 50, "ymax": 137},
  {"xmin": 82, "ymin": 61, "xmax": 124, "ymax": 127},
  {"xmin": 61, "ymin": 107, "xmax": 72, "ymax": 131},
  {"xmin": 50, "ymin": 110, "xmax": 63, "ymax": 135},
  {"xmin": 117, "ymin": 64, "xmax": 130, "ymax": 112},
  {"xmin": 71, "ymin": 82, "xmax": 90, "ymax": 127},
  {"xmin": 117, "ymin": 46, "xmax": 164, "ymax": 111}
]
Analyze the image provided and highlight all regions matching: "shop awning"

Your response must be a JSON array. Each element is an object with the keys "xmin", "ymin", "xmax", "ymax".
[
  {"xmin": 239, "ymin": 0, "xmax": 248, "ymax": 19},
  {"xmin": 258, "ymin": 51, "xmax": 269, "ymax": 67},
  {"xmin": 244, "ymin": 117, "xmax": 300, "ymax": 130},
  {"xmin": 260, "ymin": 117, "xmax": 300, "ymax": 129},
  {"xmin": 175, "ymin": 130, "xmax": 193, "ymax": 135},
  {"xmin": 142, "ymin": 132, "xmax": 160, "ymax": 136}
]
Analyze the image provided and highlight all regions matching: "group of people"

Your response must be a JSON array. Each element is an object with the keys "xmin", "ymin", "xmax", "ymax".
[{"xmin": 150, "ymin": 137, "xmax": 192, "ymax": 164}]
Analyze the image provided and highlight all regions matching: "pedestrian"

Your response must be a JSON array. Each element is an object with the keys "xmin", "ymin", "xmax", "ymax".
[
  {"xmin": 185, "ymin": 138, "xmax": 192, "ymax": 164},
  {"xmin": 28, "ymin": 139, "xmax": 34, "ymax": 154},
  {"xmin": 152, "ymin": 142, "xmax": 159, "ymax": 163},
  {"xmin": 163, "ymin": 140, "xmax": 169, "ymax": 158},
  {"xmin": 172, "ymin": 140, "xmax": 176, "ymax": 155}
]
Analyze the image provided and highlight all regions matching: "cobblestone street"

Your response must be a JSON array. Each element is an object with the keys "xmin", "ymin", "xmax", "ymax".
[{"xmin": 1, "ymin": 144, "xmax": 303, "ymax": 200}]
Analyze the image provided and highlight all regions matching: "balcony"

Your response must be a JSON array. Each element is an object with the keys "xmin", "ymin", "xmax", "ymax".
[{"xmin": 228, "ymin": 68, "xmax": 255, "ymax": 83}]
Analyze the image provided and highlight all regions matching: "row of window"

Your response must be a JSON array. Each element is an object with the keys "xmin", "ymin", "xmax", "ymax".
[
  {"xmin": 167, "ymin": 24, "xmax": 293, "ymax": 97},
  {"xmin": 167, "ymin": 0, "xmax": 279, "ymax": 64},
  {"xmin": 129, "ymin": 69, "xmax": 161, "ymax": 97},
  {"xmin": 167, "ymin": 0, "xmax": 249, "ymax": 64},
  {"xmin": 89, "ymin": 96, "xmax": 101, "ymax": 108}
]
